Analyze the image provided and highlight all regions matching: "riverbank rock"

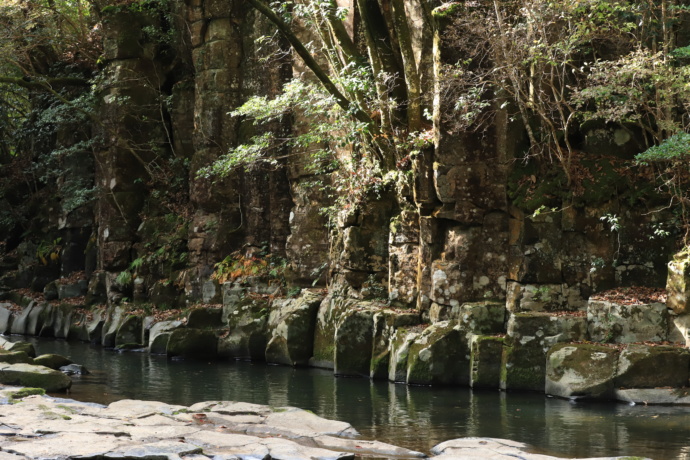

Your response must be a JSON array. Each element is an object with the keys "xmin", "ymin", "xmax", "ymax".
[
  {"xmin": 167, "ymin": 328, "xmax": 218, "ymax": 358},
  {"xmin": 501, "ymin": 312, "xmax": 586, "ymax": 391},
  {"xmin": 148, "ymin": 320, "xmax": 183, "ymax": 354},
  {"xmin": 33, "ymin": 354, "xmax": 72, "ymax": 370},
  {"xmin": 614, "ymin": 344, "xmax": 690, "ymax": 388},
  {"xmin": 0, "ymin": 337, "xmax": 36, "ymax": 357},
  {"xmin": 545, "ymin": 343, "xmax": 619, "ymax": 400},
  {"xmin": 265, "ymin": 291, "xmax": 323, "ymax": 366},
  {"xmin": 406, "ymin": 321, "xmax": 470, "ymax": 386},
  {"xmin": 0, "ymin": 364, "xmax": 71, "ymax": 391},
  {"xmin": 218, "ymin": 297, "xmax": 269, "ymax": 360}
]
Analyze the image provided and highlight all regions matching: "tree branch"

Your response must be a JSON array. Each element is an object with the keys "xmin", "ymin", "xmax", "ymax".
[{"xmin": 245, "ymin": 0, "xmax": 373, "ymax": 126}]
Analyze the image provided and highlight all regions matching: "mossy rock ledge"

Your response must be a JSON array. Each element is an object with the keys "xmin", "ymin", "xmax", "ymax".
[{"xmin": 0, "ymin": 363, "xmax": 72, "ymax": 392}]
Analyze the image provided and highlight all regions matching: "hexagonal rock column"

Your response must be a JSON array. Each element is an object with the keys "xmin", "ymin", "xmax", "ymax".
[
  {"xmin": 406, "ymin": 321, "xmax": 470, "ymax": 386},
  {"xmin": 501, "ymin": 312, "xmax": 587, "ymax": 391},
  {"xmin": 265, "ymin": 291, "xmax": 323, "ymax": 366},
  {"xmin": 470, "ymin": 335, "xmax": 504, "ymax": 389}
]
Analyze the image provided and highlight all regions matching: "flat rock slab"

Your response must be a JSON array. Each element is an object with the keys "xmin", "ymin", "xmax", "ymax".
[
  {"xmin": 431, "ymin": 438, "xmax": 650, "ymax": 460},
  {"xmin": 0, "ymin": 388, "xmax": 649, "ymax": 460}
]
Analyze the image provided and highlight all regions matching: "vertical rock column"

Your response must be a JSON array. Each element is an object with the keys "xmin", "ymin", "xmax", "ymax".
[
  {"xmin": 185, "ymin": 0, "xmax": 292, "ymax": 300},
  {"xmin": 420, "ymin": 10, "xmax": 516, "ymax": 313},
  {"xmin": 95, "ymin": 6, "xmax": 169, "ymax": 301}
]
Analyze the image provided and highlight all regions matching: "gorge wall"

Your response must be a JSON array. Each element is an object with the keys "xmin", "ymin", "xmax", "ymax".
[{"xmin": 1, "ymin": 0, "xmax": 690, "ymax": 399}]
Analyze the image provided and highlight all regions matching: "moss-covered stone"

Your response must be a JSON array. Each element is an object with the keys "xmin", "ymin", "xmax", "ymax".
[
  {"xmin": 545, "ymin": 343, "xmax": 618, "ymax": 400},
  {"xmin": 0, "ymin": 338, "xmax": 36, "ymax": 358},
  {"xmin": 218, "ymin": 297, "xmax": 269, "ymax": 361},
  {"xmin": 501, "ymin": 312, "xmax": 586, "ymax": 391},
  {"xmin": 310, "ymin": 294, "xmax": 353, "ymax": 369},
  {"xmin": 115, "ymin": 314, "xmax": 144, "ymax": 347},
  {"xmin": 470, "ymin": 335, "xmax": 504, "ymax": 389},
  {"xmin": 265, "ymin": 291, "xmax": 323, "ymax": 366},
  {"xmin": 500, "ymin": 342, "xmax": 547, "ymax": 391},
  {"xmin": 388, "ymin": 329, "xmax": 419, "ymax": 382},
  {"xmin": 615, "ymin": 344, "xmax": 690, "ymax": 388},
  {"xmin": 406, "ymin": 321, "xmax": 470, "ymax": 386},
  {"xmin": 9, "ymin": 387, "xmax": 46, "ymax": 399},
  {"xmin": 0, "ymin": 350, "xmax": 33, "ymax": 365},
  {"xmin": 187, "ymin": 307, "xmax": 223, "ymax": 329},
  {"xmin": 33, "ymin": 354, "xmax": 72, "ymax": 370},
  {"xmin": 148, "ymin": 320, "xmax": 183, "ymax": 354},
  {"xmin": 102, "ymin": 306, "xmax": 126, "ymax": 348},
  {"xmin": 167, "ymin": 328, "xmax": 218, "ymax": 358},
  {"xmin": 0, "ymin": 363, "xmax": 72, "ymax": 392},
  {"xmin": 334, "ymin": 308, "xmax": 377, "ymax": 377}
]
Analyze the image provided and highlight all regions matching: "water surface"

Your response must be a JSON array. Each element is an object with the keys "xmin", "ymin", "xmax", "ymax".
[{"xmin": 17, "ymin": 337, "xmax": 690, "ymax": 460}]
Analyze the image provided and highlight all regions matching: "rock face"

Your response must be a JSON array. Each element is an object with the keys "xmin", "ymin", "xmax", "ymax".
[
  {"xmin": 0, "ymin": 389, "xmax": 645, "ymax": 460},
  {"xmin": 0, "ymin": 0, "xmax": 689, "ymax": 409}
]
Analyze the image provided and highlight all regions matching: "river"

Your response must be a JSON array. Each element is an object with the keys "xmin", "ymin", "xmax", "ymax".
[{"xmin": 14, "ymin": 336, "xmax": 690, "ymax": 460}]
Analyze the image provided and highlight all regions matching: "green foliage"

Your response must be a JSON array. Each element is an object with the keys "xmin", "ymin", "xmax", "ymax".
[
  {"xmin": 213, "ymin": 248, "xmax": 287, "ymax": 289},
  {"xmin": 636, "ymin": 133, "xmax": 690, "ymax": 165},
  {"xmin": 36, "ymin": 238, "xmax": 62, "ymax": 265}
]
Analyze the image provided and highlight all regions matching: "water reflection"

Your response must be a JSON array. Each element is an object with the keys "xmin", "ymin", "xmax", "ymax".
[{"xmin": 12, "ymin": 336, "xmax": 690, "ymax": 460}]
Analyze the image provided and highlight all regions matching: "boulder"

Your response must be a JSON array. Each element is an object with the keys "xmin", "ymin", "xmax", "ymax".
[
  {"xmin": 9, "ymin": 301, "xmax": 35, "ymax": 335},
  {"xmin": 0, "ymin": 303, "xmax": 14, "ymax": 334},
  {"xmin": 0, "ymin": 351, "xmax": 32, "ymax": 365},
  {"xmin": 587, "ymin": 301, "xmax": 669, "ymax": 343},
  {"xmin": 86, "ymin": 309, "xmax": 106, "ymax": 343},
  {"xmin": 614, "ymin": 344, "xmax": 690, "ymax": 388},
  {"xmin": 0, "ymin": 337, "xmax": 36, "ymax": 358},
  {"xmin": 148, "ymin": 320, "xmax": 183, "ymax": 354},
  {"xmin": 545, "ymin": 343, "xmax": 619, "ymax": 400},
  {"xmin": 39, "ymin": 304, "xmax": 75, "ymax": 339},
  {"xmin": 265, "ymin": 291, "xmax": 322, "ymax": 366},
  {"xmin": 167, "ymin": 328, "xmax": 218, "ymax": 358},
  {"xmin": 0, "ymin": 363, "xmax": 72, "ymax": 392},
  {"xmin": 33, "ymin": 354, "xmax": 73, "ymax": 370},
  {"xmin": 407, "ymin": 321, "xmax": 470, "ymax": 386}
]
